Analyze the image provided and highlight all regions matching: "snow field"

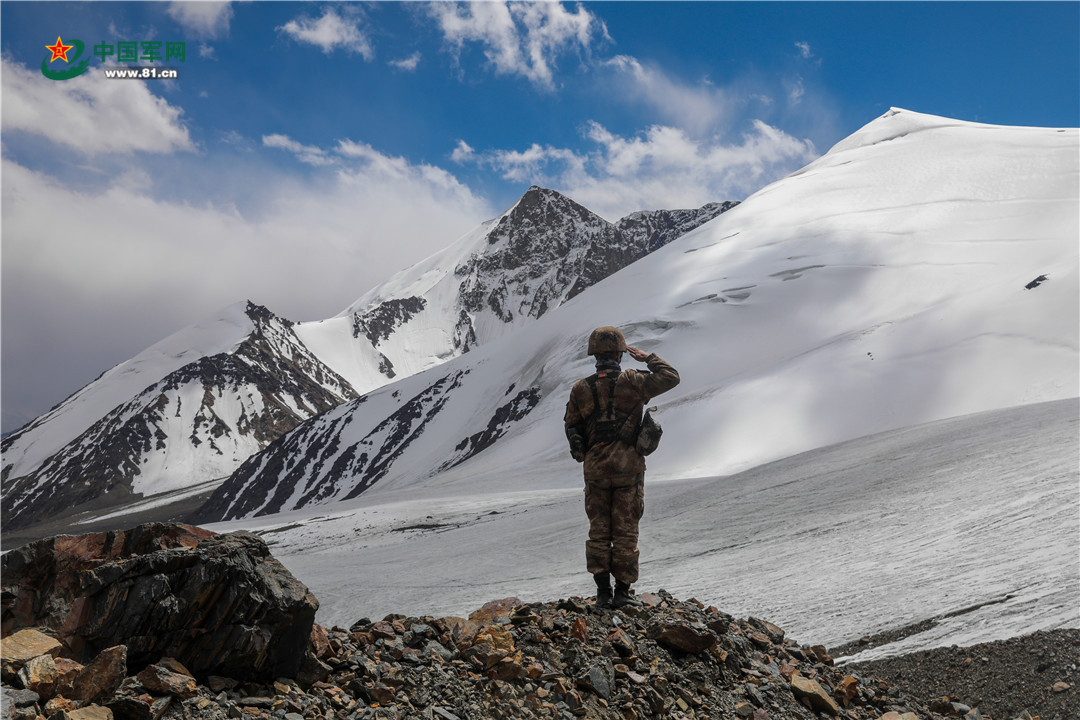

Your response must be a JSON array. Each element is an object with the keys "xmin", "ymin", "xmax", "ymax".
[{"xmin": 205, "ymin": 399, "xmax": 1077, "ymax": 661}]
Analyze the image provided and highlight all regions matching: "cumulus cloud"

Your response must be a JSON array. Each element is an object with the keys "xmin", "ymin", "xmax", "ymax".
[
  {"xmin": 1, "ymin": 57, "xmax": 195, "ymax": 155},
  {"xmin": 278, "ymin": 7, "xmax": 374, "ymax": 58},
  {"xmin": 427, "ymin": 1, "xmax": 606, "ymax": 88},
  {"xmin": 261, "ymin": 134, "xmax": 483, "ymax": 193},
  {"xmin": 451, "ymin": 139, "xmax": 476, "ymax": 164},
  {"xmin": 389, "ymin": 52, "xmax": 421, "ymax": 71},
  {"xmin": 459, "ymin": 120, "xmax": 817, "ymax": 220},
  {"xmin": 167, "ymin": 2, "xmax": 233, "ymax": 40},
  {"xmin": 1, "ymin": 141, "xmax": 493, "ymax": 430}
]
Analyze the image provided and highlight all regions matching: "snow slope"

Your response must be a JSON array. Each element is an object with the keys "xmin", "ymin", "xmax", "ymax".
[
  {"xmin": 200, "ymin": 108, "xmax": 1078, "ymax": 522},
  {"xmin": 205, "ymin": 398, "xmax": 1078, "ymax": 659}
]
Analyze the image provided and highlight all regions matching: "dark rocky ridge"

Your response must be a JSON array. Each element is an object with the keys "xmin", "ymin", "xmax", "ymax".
[
  {"xmin": 450, "ymin": 188, "xmax": 736, "ymax": 330},
  {"xmin": 355, "ymin": 188, "xmax": 737, "ymax": 360},
  {"xmin": 199, "ymin": 370, "xmax": 470, "ymax": 522},
  {"xmin": 352, "ymin": 298, "xmax": 427, "ymax": 346},
  {"xmin": 439, "ymin": 386, "xmax": 542, "ymax": 472}
]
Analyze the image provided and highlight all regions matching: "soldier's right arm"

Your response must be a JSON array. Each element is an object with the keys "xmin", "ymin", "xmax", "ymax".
[{"xmin": 641, "ymin": 354, "xmax": 680, "ymax": 399}]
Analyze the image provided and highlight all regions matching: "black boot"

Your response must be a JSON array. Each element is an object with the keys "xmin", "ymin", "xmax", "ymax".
[
  {"xmin": 594, "ymin": 573, "xmax": 612, "ymax": 608},
  {"xmin": 612, "ymin": 580, "xmax": 641, "ymax": 608}
]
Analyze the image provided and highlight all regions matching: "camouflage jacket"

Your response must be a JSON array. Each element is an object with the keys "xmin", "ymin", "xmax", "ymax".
[{"xmin": 564, "ymin": 354, "xmax": 680, "ymax": 481}]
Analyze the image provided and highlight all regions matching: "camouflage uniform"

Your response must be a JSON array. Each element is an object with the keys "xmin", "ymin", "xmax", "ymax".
[{"xmin": 564, "ymin": 353, "xmax": 680, "ymax": 585}]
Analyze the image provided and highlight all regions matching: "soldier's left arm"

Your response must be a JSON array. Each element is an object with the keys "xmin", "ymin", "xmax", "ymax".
[{"xmin": 564, "ymin": 383, "xmax": 588, "ymax": 462}]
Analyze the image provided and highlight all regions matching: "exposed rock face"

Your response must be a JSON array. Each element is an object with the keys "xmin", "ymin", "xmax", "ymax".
[
  {"xmin": 351, "ymin": 298, "xmax": 427, "ymax": 345},
  {"xmin": 201, "ymin": 370, "xmax": 470, "ymax": 521},
  {"xmin": 452, "ymin": 188, "xmax": 736, "ymax": 330},
  {"xmin": 0, "ymin": 523, "xmax": 317, "ymax": 682}
]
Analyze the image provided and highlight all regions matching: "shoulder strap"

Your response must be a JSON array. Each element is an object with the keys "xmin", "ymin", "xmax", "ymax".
[
  {"xmin": 587, "ymin": 371, "xmax": 619, "ymax": 420},
  {"xmin": 586, "ymin": 374, "xmax": 599, "ymax": 417}
]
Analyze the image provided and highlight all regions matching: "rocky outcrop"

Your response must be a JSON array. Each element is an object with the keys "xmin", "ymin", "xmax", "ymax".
[
  {"xmin": 2, "ymin": 576, "xmax": 1066, "ymax": 720},
  {"xmin": 0, "ymin": 523, "xmax": 317, "ymax": 682}
]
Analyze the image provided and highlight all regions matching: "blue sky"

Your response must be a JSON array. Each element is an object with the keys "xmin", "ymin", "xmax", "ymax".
[{"xmin": 2, "ymin": 1, "xmax": 1078, "ymax": 431}]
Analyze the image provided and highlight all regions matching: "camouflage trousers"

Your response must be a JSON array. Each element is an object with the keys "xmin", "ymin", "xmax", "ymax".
[{"xmin": 584, "ymin": 473, "xmax": 645, "ymax": 584}]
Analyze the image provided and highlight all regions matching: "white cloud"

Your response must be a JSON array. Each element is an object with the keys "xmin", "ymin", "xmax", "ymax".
[
  {"xmin": 263, "ymin": 133, "xmax": 335, "ymax": 166},
  {"xmin": 604, "ymin": 55, "xmax": 731, "ymax": 137},
  {"xmin": 459, "ymin": 120, "xmax": 818, "ymax": 220},
  {"xmin": 167, "ymin": 2, "xmax": 233, "ymax": 40},
  {"xmin": 427, "ymin": 1, "xmax": 605, "ymax": 89},
  {"xmin": 278, "ymin": 7, "xmax": 374, "ymax": 58},
  {"xmin": 198, "ymin": 43, "xmax": 217, "ymax": 60},
  {"xmin": 335, "ymin": 139, "xmax": 478, "ymax": 195},
  {"xmin": 262, "ymin": 134, "xmax": 482, "ymax": 191},
  {"xmin": 219, "ymin": 129, "xmax": 247, "ymax": 146},
  {"xmin": 1, "ymin": 57, "xmax": 194, "ymax": 155},
  {"xmin": 2, "ymin": 144, "xmax": 493, "ymax": 429},
  {"xmin": 451, "ymin": 139, "xmax": 476, "ymax": 164},
  {"xmin": 389, "ymin": 52, "xmax": 421, "ymax": 71},
  {"xmin": 788, "ymin": 75, "xmax": 805, "ymax": 105},
  {"xmin": 795, "ymin": 40, "xmax": 823, "ymax": 68},
  {"xmin": 486, "ymin": 142, "xmax": 585, "ymax": 184}
]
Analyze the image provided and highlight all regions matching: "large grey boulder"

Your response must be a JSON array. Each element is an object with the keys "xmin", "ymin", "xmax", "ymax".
[{"xmin": 1, "ymin": 523, "xmax": 318, "ymax": 681}]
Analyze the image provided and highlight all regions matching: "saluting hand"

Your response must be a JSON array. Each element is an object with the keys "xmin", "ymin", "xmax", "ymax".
[{"xmin": 626, "ymin": 346, "xmax": 650, "ymax": 362}]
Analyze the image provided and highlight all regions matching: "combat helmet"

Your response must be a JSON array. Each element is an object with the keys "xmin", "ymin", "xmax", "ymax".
[{"xmin": 587, "ymin": 326, "xmax": 627, "ymax": 356}]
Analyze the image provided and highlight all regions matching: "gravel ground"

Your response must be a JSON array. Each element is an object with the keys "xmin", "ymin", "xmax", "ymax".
[{"xmin": 843, "ymin": 629, "xmax": 1080, "ymax": 720}]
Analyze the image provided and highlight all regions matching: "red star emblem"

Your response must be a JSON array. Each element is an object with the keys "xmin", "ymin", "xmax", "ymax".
[{"xmin": 46, "ymin": 35, "xmax": 74, "ymax": 63}]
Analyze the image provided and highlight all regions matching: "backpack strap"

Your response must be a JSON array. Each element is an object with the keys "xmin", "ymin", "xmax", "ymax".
[
  {"xmin": 586, "ymin": 374, "xmax": 599, "ymax": 417},
  {"xmin": 586, "ymin": 372, "xmax": 618, "ymax": 420},
  {"xmin": 585, "ymin": 371, "xmax": 623, "ymax": 447}
]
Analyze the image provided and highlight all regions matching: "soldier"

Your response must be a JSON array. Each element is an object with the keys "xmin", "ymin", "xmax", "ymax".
[{"xmin": 564, "ymin": 326, "xmax": 680, "ymax": 608}]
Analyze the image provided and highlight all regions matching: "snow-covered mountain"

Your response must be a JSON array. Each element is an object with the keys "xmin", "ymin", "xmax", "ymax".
[
  {"xmin": 198, "ymin": 108, "xmax": 1078, "ymax": 523},
  {"xmin": 1, "ymin": 302, "xmax": 359, "ymax": 529},
  {"xmin": 2, "ymin": 190, "xmax": 732, "ymax": 531},
  {"xmin": 292, "ymin": 187, "xmax": 735, "ymax": 394}
]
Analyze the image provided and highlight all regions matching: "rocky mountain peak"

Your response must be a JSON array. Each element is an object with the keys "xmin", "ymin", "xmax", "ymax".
[
  {"xmin": 454, "ymin": 187, "xmax": 735, "ymax": 328},
  {"xmin": 482, "ymin": 186, "xmax": 611, "ymax": 259},
  {"xmin": 243, "ymin": 300, "xmax": 291, "ymax": 329}
]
